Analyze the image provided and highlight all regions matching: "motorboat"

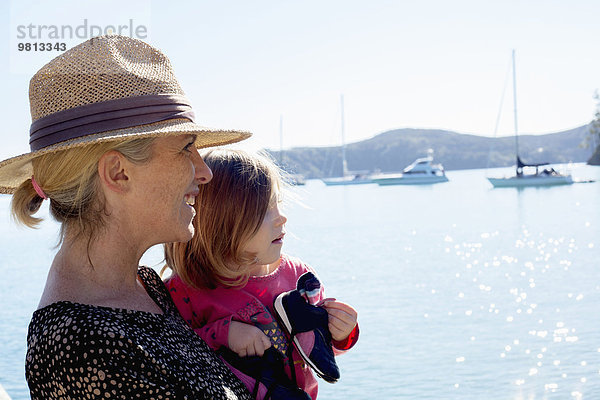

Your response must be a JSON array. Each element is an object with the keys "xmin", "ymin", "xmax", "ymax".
[{"xmin": 372, "ymin": 156, "xmax": 448, "ymax": 185}]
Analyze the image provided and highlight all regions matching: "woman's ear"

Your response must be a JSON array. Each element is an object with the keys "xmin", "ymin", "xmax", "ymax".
[{"xmin": 98, "ymin": 150, "xmax": 130, "ymax": 194}]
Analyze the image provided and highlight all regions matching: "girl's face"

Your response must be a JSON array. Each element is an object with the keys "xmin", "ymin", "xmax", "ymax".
[{"xmin": 242, "ymin": 194, "xmax": 287, "ymax": 267}]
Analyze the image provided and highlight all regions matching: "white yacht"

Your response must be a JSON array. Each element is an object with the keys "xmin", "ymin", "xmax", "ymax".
[{"xmin": 372, "ymin": 156, "xmax": 449, "ymax": 185}]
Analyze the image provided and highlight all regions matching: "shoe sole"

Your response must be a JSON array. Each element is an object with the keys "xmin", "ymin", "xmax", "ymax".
[{"xmin": 274, "ymin": 293, "xmax": 337, "ymax": 383}]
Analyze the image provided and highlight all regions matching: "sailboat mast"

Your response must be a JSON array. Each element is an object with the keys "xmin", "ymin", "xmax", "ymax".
[
  {"xmin": 340, "ymin": 94, "xmax": 348, "ymax": 176},
  {"xmin": 279, "ymin": 114, "xmax": 284, "ymax": 165},
  {"xmin": 512, "ymin": 49, "xmax": 520, "ymax": 159}
]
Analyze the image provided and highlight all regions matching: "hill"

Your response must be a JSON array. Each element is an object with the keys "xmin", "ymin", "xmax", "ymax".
[{"xmin": 266, "ymin": 125, "xmax": 593, "ymax": 179}]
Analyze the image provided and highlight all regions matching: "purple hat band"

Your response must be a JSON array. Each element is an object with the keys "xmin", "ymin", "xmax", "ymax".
[{"xmin": 29, "ymin": 94, "xmax": 196, "ymax": 151}]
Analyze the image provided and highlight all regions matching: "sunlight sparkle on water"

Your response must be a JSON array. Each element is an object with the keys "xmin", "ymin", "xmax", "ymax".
[
  {"xmin": 427, "ymin": 223, "xmax": 597, "ymax": 399},
  {"xmin": 545, "ymin": 383, "xmax": 558, "ymax": 392}
]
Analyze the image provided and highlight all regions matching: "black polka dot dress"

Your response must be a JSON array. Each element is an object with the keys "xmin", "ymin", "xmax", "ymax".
[{"xmin": 25, "ymin": 267, "xmax": 251, "ymax": 400}]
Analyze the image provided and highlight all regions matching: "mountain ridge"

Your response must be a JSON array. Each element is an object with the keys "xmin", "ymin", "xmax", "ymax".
[{"xmin": 266, "ymin": 125, "xmax": 593, "ymax": 179}]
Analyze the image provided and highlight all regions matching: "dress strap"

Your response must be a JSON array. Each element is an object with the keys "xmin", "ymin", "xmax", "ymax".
[{"xmin": 137, "ymin": 266, "xmax": 174, "ymax": 316}]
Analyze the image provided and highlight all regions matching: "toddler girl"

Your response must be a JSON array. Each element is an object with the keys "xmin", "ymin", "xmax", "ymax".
[{"xmin": 164, "ymin": 149, "xmax": 358, "ymax": 399}]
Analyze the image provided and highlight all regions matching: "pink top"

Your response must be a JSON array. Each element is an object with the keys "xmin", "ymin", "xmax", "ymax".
[{"xmin": 165, "ymin": 254, "xmax": 358, "ymax": 400}]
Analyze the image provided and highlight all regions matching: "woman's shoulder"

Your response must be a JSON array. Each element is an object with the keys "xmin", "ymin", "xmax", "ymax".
[
  {"xmin": 27, "ymin": 301, "xmax": 129, "ymax": 371},
  {"xmin": 28, "ymin": 268, "xmax": 169, "ymax": 348},
  {"xmin": 26, "ymin": 298, "xmax": 167, "ymax": 374},
  {"xmin": 28, "ymin": 300, "xmax": 150, "ymax": 343},
  {"xmin": 26, "ymin": 300, "xmax": 252, "ymax": 399},
  {"xmin": 30, "ymin": 300, "xmax": 113, "ymax": 328}
]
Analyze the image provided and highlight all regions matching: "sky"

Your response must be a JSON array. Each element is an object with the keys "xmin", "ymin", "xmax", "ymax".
[{"xmin": 1, "ymin": 0, "xmax": 600, "ymax": 159}]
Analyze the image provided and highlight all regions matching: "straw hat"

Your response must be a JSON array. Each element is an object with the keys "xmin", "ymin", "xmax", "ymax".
[{"xmin": 0, "ymin": 35, "xmax": 251, "ymax": 194}]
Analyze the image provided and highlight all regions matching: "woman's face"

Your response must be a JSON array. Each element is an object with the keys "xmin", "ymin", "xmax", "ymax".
[{"xmin": 128, "ymin": 134, "xmax": 212, "ymax": 246}]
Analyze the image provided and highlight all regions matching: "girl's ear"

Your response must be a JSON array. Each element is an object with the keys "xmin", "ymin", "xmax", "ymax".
[{"xmin": 97, "ymin": 150, "xmax": 130, "ymax": 194}]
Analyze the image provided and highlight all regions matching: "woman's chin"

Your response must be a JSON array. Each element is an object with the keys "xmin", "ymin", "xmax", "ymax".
[
  {"xmin": 167, "ymin": 225, "xmax": 195, "ymax": 244},
  {"xmin": 183, "ymin": 225, "xmax": 196, "ymax": 241}
]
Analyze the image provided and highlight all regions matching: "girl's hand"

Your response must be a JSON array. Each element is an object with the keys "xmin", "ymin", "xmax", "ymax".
[
  {"xmin": 322, "ymin": 300, "xmax": 358, "ymax": 342},
  {"xmin": 228, "ymin": 321, "xmax": 272, "ymax": 357}
]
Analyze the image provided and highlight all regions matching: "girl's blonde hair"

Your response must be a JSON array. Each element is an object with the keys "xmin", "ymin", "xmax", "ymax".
[
  {"xmin": 165, "ymin": 149, "xmax": 286, "ymax": 289},
  {"xmin": 11, "ymin": 138, "xmax": 155, "ymax": 243}
]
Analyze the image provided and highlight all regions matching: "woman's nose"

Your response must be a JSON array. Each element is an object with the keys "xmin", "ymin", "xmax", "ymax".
[{"xmin": 192, "ymin": 149, "xmax": 213, "ymax": 184}]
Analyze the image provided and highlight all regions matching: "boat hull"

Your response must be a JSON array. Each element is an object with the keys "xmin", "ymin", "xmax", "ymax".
[
  {"xmin": 322, "ymin": 177, "xmax": 373, "ymax": 186},
  {"xmin": 487, "ymin": 175, "xmax": 573, "ymax": 187},
  {"xmin": 373, "ymin": 175, "xmax": 449, "ymax": 185},
  {"xmin": 288, "ymin": 174, "xmax": 306, "ymax": 186}
]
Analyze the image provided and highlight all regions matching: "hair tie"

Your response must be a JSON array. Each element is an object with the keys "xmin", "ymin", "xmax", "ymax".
[{"xmin": 31, "ymin": 175, "xmax": 48, "ymax": 200}]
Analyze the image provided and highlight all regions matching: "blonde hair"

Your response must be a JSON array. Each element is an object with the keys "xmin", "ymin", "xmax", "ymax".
[
  {"xmin": 164, "ymin": 149, "xmax": 287, "ymax": 289},
  {"xmin": 11, "ymin": 138, "xmax": 155, "ymax": 243}
]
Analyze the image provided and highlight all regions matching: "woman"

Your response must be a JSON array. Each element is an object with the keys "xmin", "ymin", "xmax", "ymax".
[{"xmin": 0, "ymin": 35, "xmax": 252, "ymax": 399}]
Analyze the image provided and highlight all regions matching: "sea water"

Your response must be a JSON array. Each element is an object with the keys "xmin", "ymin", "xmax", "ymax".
[{"xmin": 0, "ymin": 164, "xmax": 598, "ymax": 400}]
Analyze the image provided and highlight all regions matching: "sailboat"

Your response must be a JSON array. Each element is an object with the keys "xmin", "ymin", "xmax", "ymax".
[
  {"xmin": 487, "ymin": 50, "xmax": 573, "ymax": 188},
  {"xmin": 322, "ymin": 95, "xmax": 373, "ymax": 186},
  {"xmin": 278, "ymin": 115, "xmax": 305, "ymax": 185}
]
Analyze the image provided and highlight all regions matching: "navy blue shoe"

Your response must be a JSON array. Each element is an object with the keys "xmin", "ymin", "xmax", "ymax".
[
  {"xmin": 274, "ymin": 283, "xmax": 340, "ymax": 383},
  {"xmin": 296, "ymin": 272, "xmax": 321, "ymax": 304},
  {"xmin": 219, "ymin": 347, "xmax": 311, "ymax": 400}
]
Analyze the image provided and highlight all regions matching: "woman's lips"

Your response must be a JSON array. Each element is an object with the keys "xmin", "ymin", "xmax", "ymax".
[
  {"xmin": 184, "ymin": 189, "xmax": 199, "ymax": 206},
  {"xmin": 184, "ymin": 194, "xmax": 196, "ymax": 205}
]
